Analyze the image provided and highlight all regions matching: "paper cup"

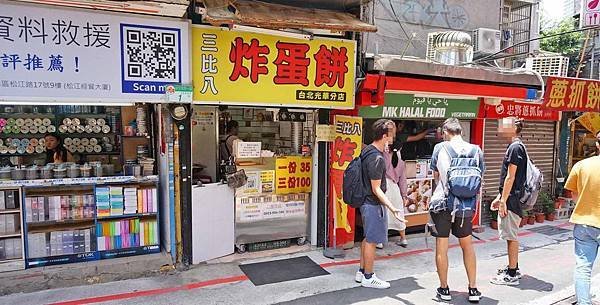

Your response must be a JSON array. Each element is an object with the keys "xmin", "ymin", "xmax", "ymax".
[
  {"xmin": 64, "ymin": 138, "xmax": 73, "ymax": 145},
  {"xmin": 72, "ymin": 118, "xmax": 80, "ymax": 126},
  {"xmin": 30, "ymin": 138, "xmax": 38, "ymax": 146},
  {"xmin": 47, "ymin": 126, "xmax": 56, "ymax": 133},
  {"xmin": 38, "ymin": 138, "xmax": 45, "ymax": 146},
  {"xmin": 15, "ymin": 118, "xmax": 24, "ymax": 126},
  {"xmin": 89, "ymin": 138, "xmax": 98, "ymax": 145},
  {"xmin": 42, "ymin": 118, "xmax": 51, "ymax": 126},
  {"xmin": 35, "ymin": 146, "xmax": 45, "ymax": 153},
  {"xmin": 97, "ymin": 119, "xmax": 106, "ymax": 126},
  {"xmin": 77, "ymin": 125, "xmax": 85, "ymax": 133},
  {"xmin": 38, "ymin": 126, "xmax": 47, "ymax": 134},
  {"xmin": 85, "ymin": 145, "xmax": 94, "ymax": 153},
  {"xmin": 33, "ymin": 118, "xmax": 42, "ymax": 126},
  {"xmin": 102, "ymin": 125, "xmax": 110, "ymax": 133},
  {"xmin": 21, "ymin": 126, "xmax": 29, "ymax": 134},
  {"xmin": 92, "ymin": 126, "xmax": 101, "ymax": 134},
  {"xmin": 24, "ymin": 118, "xmax": 33, "ymax": 126},
  {"xmin": 29, "ymin": 126, "xmax": 39, "ymax": 134},
  {"xmin": 8, "ymin": 147, "xmax": 17, "ymax": 154},
  {"xmin": 67, "ymin": 126, "xmax": 76, "ymax": 133},
  {"xmin": 21, "ymin": 139, "xmax": 30, "ymax": 146},
  {"xmin": 26, "ymin": 146, "xmax": 35, "ymax": 154},
  {"xmin": 81, "ymin": 138, "xmax": 90, "ymax": 146},
  {"xmin": 72, "ymin": 138, "xmax": 81, "ymax": 145},
  {"xmin": 0, "ymin": 147, "xmax": 7, "ymax": 154},
  {"xmin": 76, "ymin": 145, "xmax": 85, "ymax": 153},
  {"xmin": 93, "ymin": 145, "xmax": 102, "ymax": 153},
  {"xmin": 6, "ymin": 118, "xmax": 15, "ymax": 126},
  {"xmin": 63, "ymin": 118, "xmax": 72, "ymax": 126},
  {"xmin": 87, "ymin": 118, "xmax": 97, "ymax": 126},
  {"xmin": 85, "ymin": 126, "xmax": 93, "ymax": 133}
]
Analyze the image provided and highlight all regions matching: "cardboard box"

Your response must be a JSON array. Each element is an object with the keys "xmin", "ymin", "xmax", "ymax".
[{"xmin": 5, "ymin": 191, "xmax": 15, "ymax": 209}]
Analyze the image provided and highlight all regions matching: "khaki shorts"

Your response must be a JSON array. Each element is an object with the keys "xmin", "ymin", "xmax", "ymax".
[{"xmin": 498, "ymin": 210, "xmax": 521, "ymax": 241}]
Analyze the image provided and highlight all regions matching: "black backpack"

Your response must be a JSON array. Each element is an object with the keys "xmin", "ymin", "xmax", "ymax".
[{"xmin": 342, "ymin": 148, "xmax": 378, "ymax": 208}]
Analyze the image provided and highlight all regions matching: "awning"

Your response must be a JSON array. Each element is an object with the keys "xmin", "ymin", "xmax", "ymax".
[
  {"xmin": 200, "ymin": 0, "xmax": 377, "ymax": 33},
  {"xmin": 9, "ymin": 0, "xmax": 190, "ymax": 17}
]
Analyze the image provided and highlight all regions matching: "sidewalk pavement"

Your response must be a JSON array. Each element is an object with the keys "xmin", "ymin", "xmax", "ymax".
[{"xmin": 0, "ymin": 220, "xmax": 594, "ymax": 305}]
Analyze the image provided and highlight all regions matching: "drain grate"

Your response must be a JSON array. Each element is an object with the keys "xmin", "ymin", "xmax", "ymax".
[{"xmin": 528, "ymin": 225, "xmax": 571, "ymax": 236}]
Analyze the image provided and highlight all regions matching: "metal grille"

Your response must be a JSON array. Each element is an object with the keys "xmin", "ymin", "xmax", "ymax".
[
  {"xmin": 501, "ymin": 0, "xmax": 533, "ymax": 55},
  {"xmin": 525, "ymin": 56, "xmax": 569, "ymax": 77},
  {"xmin": 481, "ymin": 119, "xmax": 557, "ymax": 223}
]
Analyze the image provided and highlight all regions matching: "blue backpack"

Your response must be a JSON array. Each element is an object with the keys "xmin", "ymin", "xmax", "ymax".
[
  {"xmin": 442, "ymin": 143, "xmax": 483, "ymax": 220},
  {"xmin": 343, "ymin": 149, "xmax": 378, "ymax": 209}
]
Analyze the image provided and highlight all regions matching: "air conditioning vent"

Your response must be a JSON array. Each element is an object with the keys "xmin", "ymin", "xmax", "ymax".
[
  {"xmin": 426, "ymin": 32, "xmax": 441, "ymax": 62},
  {"xmin": 526, "ymin": 56, "xmax": 569, "ymax": 77},
  {"xmin": 472, "ymin": 28, "xmax": 501, "ymax": 54}
]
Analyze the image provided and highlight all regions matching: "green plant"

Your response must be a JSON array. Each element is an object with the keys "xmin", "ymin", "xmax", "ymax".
[{"xmin": 538, "ymin": 191, "xmax": 555, "ymax": 214}]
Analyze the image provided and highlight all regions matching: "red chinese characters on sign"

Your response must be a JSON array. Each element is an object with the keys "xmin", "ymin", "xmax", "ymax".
[
  {"xmin": 227, "ymin": 37, "xmax": 349, "ymax": 89},
  {"xmin": 273, "ymin": 42, "xmax": 310, "ymax": 86},
  {"xmin": 485, "ymin": 101, "xmax": 559, "ymax": 121},
  {"xmin": 314, "ymin": 46, "xmax": 348, "ymax": 88},
  {"xmin": 543, "ymin": 77, "xmax": 600, "ymax": 112},
  {"xmin": 331, "ymin": 137, "xmax": 357, "ymax": 167},
  {"xmin": 229, "ymin": 37, "xmax": 270, "ymax": 83},
  {"xmin": 275, "ymin": 157, "xmax": 311, "ymax": 194}
]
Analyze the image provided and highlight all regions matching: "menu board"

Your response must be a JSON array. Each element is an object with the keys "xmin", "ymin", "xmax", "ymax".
[
  {"xmin": 405, "ymin": 178, "xmax": 433, "ymax": 215},
  {"xmin": 275, "ymin": 156, "xmax": 312, "ymax": 195},
  {"xmin": 236, "ymin": 142, "xmax": 262, "ymax": 159}
]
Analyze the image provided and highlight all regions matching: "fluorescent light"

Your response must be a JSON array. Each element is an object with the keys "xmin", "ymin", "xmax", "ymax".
[{"xmin": 231, "ymin": 24, "xmax": 312, "ymax": 40}]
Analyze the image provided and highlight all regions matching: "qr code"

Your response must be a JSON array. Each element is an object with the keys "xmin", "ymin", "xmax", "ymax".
[{"xmin": 121, "ymin": 25, "xmax": 180, "ymax": 82}]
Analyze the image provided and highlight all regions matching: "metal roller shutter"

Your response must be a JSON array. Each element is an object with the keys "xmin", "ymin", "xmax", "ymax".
[{"xmin": 481, "ymin": 119, "xmax": 557, "ymax": 224}]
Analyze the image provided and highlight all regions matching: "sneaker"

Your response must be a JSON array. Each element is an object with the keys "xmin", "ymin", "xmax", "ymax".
[
  {"xmin": 361, "ymin": 273, "xmax": 391, "ymax": 289},
  {"xmin": 468, "ymin": 287, "xmax": 482, "ymax": 303},
  {"xmin": 396, "ymin": 239, "xmax": 408, "ymax": 248},
  {"xmin": 376, "ymin": 243, "xmax": 384, "ymax": 249},
  {"xmin": 497, "ymin": 266, "xmax": 522, "ymax": 279},
  {"xmin": 490, "ymin": 273, "xmax": 520, "ymax": 286},
  {"xmin": 437, "ymin": 287, "xmax": 451, "ymax": 301},
  {"xmin": 355, "ymin": 270, "xmax": 363, "ymax": 283}
]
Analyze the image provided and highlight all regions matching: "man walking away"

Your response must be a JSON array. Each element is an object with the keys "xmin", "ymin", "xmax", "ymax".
[
  {"xmin": 564, "ymin": 130, "xmax": 600, "ymax": 305},
  {"xmin": 491, "ymin": 119, "xmax": 527, "ymax": 286},
  {"xmin": 355, "ymin": 119, "xmax": 405, "ymax": 289},
  {"xmin": 429, "ymin": 118, "xmax": 484, "ymax": 303}
]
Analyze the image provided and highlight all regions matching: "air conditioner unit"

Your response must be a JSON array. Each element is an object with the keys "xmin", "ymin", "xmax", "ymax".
[
  {"xmin": 526, "ymin": 56, "xmax": 570, "ymax": 77},
  {"xmin": 472, "ymin": 28, "xmax": 501, "ymax": 54},
  {"xmin": 426, "ymin": 32, "xmax": 441, "ymax": 62}
]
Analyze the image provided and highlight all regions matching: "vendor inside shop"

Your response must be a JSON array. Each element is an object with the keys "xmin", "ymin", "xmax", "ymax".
[{"xmin": 44, "ymin": 133, "xmax": 73, "ymax": 164}]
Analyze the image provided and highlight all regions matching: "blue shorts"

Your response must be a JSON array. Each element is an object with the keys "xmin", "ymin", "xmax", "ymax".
[{"xmin": 360, "ymin": 202, "xmax": 388, "ymax": 244}]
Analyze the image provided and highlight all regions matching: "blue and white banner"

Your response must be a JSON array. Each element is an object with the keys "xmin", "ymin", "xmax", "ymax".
[{"xmin": 0, "ymin": 2, "xmax": 190, "ymax": 103}]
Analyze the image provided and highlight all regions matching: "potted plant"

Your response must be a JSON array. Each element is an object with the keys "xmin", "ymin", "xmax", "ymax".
[
  {"xmin": 534, "ymin": 206, "xmax": 545, "ymax": 223},
  {"xmin": 527, "ymin": 212, "xmax": 536, "ymax": 225},
  {"xmin": 538, "ymin": 191, "xmax": 556, "ymax": 221},
  {"xmin": 490, "ymin": 209, "xmax": 498, "ymax": 230},
  {"xmin": 520, "ymin": 211, "xmax": 529, "ymax": 227}
]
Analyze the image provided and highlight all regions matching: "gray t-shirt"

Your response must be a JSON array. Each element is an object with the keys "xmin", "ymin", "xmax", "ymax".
[{"xmin": 362, "ymin": 144, "xmax": 387, "ymax": 204}]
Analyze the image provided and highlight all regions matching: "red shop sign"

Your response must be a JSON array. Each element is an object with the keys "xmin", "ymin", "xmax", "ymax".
[
  {"xmin": 485, "ymin": 100, "xmax": 559, "ymax": 121},
  {"xmin": 543, "ymin": 77, "xmax": 600, "ymax": 112}
]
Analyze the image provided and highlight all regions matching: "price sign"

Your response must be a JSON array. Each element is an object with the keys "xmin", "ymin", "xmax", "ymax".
[
  {"xmin": 275, "ymin": 156, "xmax": 312, "ymax": 194},
  {"xmin": 236, "ymin": 142, "xmax": 262, "ymax": 158}
]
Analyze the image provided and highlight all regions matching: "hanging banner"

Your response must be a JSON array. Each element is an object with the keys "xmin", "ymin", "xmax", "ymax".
[
  {"xmin": 485, "ymin": 100, "xmax": 559, "ymax": 121},
  {"xmin": 329, "ymin": 115, "xmax": 362, "ymax": 248},
  {"xmin": 577, "ymin": 112, "xmax": 600, "ymax": 135},
  {"xmin": 544, "ymin": 77, "xmax": 600, "ymax": 112},
  {"xmin": 191, "ymin": 26, "xmax": 355, "ymax": 109},
  {"xmin": 359, "ymin": 93, "xmax": 480, "ymax": 119},
  {"xmin": 0, "ymin": 2, "xmax": 190, "ymax": 102},
  {"xmin": 275, "ymin": 156, "xmax": 312, "ymax": 195}
]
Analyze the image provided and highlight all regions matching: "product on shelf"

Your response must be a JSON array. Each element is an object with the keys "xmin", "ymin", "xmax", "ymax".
[
  {"xmin": 0, "ymin": 238, "xmax": 22, "ymax": 260},
  {"xmin": 27, "ymin": 228, "xmax": 93, "ymax": 258},
  {"xmin": 96, "ymin": 187, "xmax": 157, "ymax": 216},
  {"xmin": 96, "ymin": 219, "xmax": 157, "ymax": 251},
  {"xmin": 25, "ymin": 195, "xmax": 95, "ymax": 223},
  {"xmin": 0, "ymin": 214, "xmax": 20, "ymax": 234},
  {"xmin": 0, "ymin": 190, "xmax": 18, "ymax": 210}
]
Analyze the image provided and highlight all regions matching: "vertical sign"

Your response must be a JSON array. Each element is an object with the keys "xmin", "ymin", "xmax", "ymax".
[
  {"xmin": 329, "ymin": 115, "xmax": 362, "ymax": 248},
  {"xmin": 582, "ymin": 0, "xmax": 600, "ymax": 28}
]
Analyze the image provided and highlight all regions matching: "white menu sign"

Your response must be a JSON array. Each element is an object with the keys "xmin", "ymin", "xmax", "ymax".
[{"xmin": 236, "ymin": 142, "xmax": 261, "ymax": 159}]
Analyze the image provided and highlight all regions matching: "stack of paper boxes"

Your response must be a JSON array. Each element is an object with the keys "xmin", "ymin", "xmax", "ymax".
[
  {"xmin": 0, "ymin": 238, "xmax": 22, "ymax": 260},
  {"xmin": 0, "ymin": 214, "xmax": 20, "ymax": 235},
  {"xmin": 124, "ymin": 188, "xmax": 138, "ymax": 214},
  {"xmin": 0, "ymin": 190, "xmax": 18, "ymax": 211},
  {"xmin": 109, "ymin": 187, "xmax": 124, "ymax": 216},
  {"xmin": 26, "ymin": 195, "xmax": 95, "ymax": 222},
  {"xmin": 96, "ymin": 187, "xmax": 111, "ymax": 217},
  {"xmin": 137, "ymin": 188, "xmax": 158, "ymax": 213},
  {"xmin": 28, "ymin": 229, "xmax": 93, "ymax": 258},
  {"xmin": 97, "ymin": 219, "xmax": 158, "ymax": 251}
]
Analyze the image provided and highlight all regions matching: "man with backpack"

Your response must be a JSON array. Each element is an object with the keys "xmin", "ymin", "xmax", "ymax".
[
  {"xmin": 344, "ymin": 119, "xmax": 404, "ymax": 289},
  {"xmin": 428, "ymin": 118, "xmax": 484, "ymax": 303},
  {"xmin": 564, "ymin": 130, "xmax": 600, "ymax": 305},
  {"xmin": 491, "ymin": 119, "xmax": 528, "ymax": 286}
]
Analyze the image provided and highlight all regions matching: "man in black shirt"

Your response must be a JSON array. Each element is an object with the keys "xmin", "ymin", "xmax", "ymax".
[
  {"xmin": 355, "ymin": 119, "xmax": 405, "ymax": 289},
  {"xmin": 491, "ymin": 119, "xmax": 528, "ymax": 286}
]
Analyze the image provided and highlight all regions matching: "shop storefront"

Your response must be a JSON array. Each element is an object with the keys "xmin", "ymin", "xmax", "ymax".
[
  {"xmin": 542, "ymin": 77, "xmax": 600, "ymax": 193},
  {"xmin": 329, "ymin": 67, "xmax": 540, "ymax": 248},
  {"xmin": 188, "ymin": 25, "xmax": 357, "ymax": 262},
  {"xmin": 481, "ymin": 100, "xmax": 560, "ymax": 224},
  {"xmin": 0, "ymin": 2, "xmax": 190, "ymax": 271}
]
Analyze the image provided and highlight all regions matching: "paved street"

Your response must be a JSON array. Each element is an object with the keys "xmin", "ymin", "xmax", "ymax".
[{"xmin": 0, "ymin": 220, "xmax": 595, "ymax": 305}]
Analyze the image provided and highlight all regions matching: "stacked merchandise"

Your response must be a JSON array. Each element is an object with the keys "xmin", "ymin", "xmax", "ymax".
[
  {"xmin": 137, "ymin": 188, "xmax": 158, "ymax": 213},
  {"xmin": 96, "ymin": 219, "xmax": 158, "ymax": 251},
  {"xmin": 0, "ymin": 190, "xmax": 18, "ymax": 210},
  {"xmin": 26, "ymin": 195, "xmax": 95, "ymax": 222},
  {"xmin": 0, "ymin": 238, "xmax": 22, "ymax": 260},
  {"xmin": 0, "ymin": 214, "xmax": 20, "ymax": 234},
  {"xmin": 27, "ymin": 228, "xmax": 93, "ymax": 258},
  {"xmin": 123, "ymin": 188, "xmax": 137, "ymax": 214},
  {"xmin": 109, "ymin": 187, "xmax": 124, "ymax": 216},
  {"xmin": 96, "ymin": 187, "xmax": 110, "ymax": 217}
]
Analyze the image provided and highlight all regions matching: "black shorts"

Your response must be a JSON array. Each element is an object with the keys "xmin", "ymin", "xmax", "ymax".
[{"xmin": 430, "ymin": 210, "xmax": 473, "ymax": 238}]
